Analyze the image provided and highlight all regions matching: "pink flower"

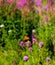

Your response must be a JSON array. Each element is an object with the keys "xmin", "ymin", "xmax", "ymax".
[
  {"xmin": 36, "ymin": 0, "xmax": 42, "ymax": 6},
  {"xmin": 46, "ymin": 57, "xmax": 51, "ymax": 63},
  {"xmin": 39, "ymin": 42, "xmax": 44, "ymax": 48},
  {"xmin": 32, "ymin": 31, "xmax": 37, "ymax": 44},
  {"xmin": 44, "ymin": 5, "xmax": 49, "ymax": 11},
  {"xmin": 28, "ymin": 47, "xmax": 33, "ymax": 51},
  {"xmin": 19, "ymin": 41, "xmax": 24, "ymax": 46},
  {"xmin": 32, "ymin": 37, "xmax": 37, "ymax": 44},
  {"xmin": 47, "ymin": 0, "xmax": 54, "ymax": 3},
  {"xmin": 36, "ymin": 10, "xmax": 39, "ymax": 14},
  {"xmin": 23, "ymin": 56, "xmax": 29, "ymax": 61},
  {"xmin": 5, "ymin": 0, "xmax": 14, "ymax": 4},
  {"xmin": 0, "ymin": 0, "xmax": 2, "ymax": 6},
  {"xmin": 16, "ymin": 0, "xmax": 26, "ymax": 9}
]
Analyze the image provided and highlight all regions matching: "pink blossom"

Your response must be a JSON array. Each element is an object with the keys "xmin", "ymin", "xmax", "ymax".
[
  {"xmin": 16, "ymin": 0, "xmax": 26, "ymax": 9},
  {"xmin": 46, "ymin": 57, "xmax": 51, "ymax": 63},
  {"xmin": 44, "ymin": 5, "xmax": 50, "ymax": 11},
  {"xmin": 36, "ymin": 0, "xmax": 42, "ymax": 6},
  {"xmin": 32, "ymin": 37, "xmax": 37, "ymax": 44},
  {"xmin": 5, "ymin": 0, "xmax": 14, "ymax": 4},
  {"xmin": 47, "ymin": 0, "xmax": 54, "ymax": 3},
  {"xmin": 0, "ymin": 0, "xmax": 2, "ymax": 6},
  {"xmin": 28, "ymin": 47, "xmax": 33, "ymax": 51},
  {"xmin": 19, "ymin": 41, "xmax": 24, "ymax": 46},
  {"xmin": 36, "ymin": 10, "xmax": 39, "ymax": 14},
  {"xmin": 39, "ymin": 42, "xmax": 44, "ymax": 48},
  {"xmin": 23, "ymin": 56, "xmax": 29, "ymax": 61}
]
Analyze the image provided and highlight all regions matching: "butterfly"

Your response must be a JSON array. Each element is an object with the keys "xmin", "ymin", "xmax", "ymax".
[{"xmin": 24, "ymin": 36, "xmax": 29, "ymax": 41}]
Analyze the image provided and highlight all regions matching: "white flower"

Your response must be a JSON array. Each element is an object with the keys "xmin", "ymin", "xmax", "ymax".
[
  {"xmin": 8, "ymin": 30, "xmax": 12, "ymax": 32},
  {"xmin": 0, "ymin": 24, "xmax": 4, "ymax": 28},
  {"xmin": 32, "ymin": 29, "xmax": 35, "ymax": 33}
]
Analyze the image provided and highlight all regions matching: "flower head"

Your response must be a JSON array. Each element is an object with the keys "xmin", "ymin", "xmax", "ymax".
[
  {"xmin": 19, "ymin": 41, "xmax": 24, "ymax": 46},
  {"xmin": 23, "ymin": 56, "xmax": 29, "ymax": 61},
  {"xmin": 0, "ymin": 24, "xmax": 4, "ymax": 28},
  {"xmin": 32, "ymin": 29, "xmax": 36, "ymax": 33},
  {"xmin": 47, "ymin": 0, "xmax": 54, "ymax": 3},
  {"xmin": 16, "ymin": 0, "xmax": 26, "ymax": 9},
  {"xmin": 0, "ymin": 0, "xmax": 2, "ymax": 6},
  {"xmin": 28, "ymin": 47, "xmax": 33, "ymax": 51},
  {"xmin": 5, "ymin": 0, "xmax": 14, "ymax": 4},
  {"xmin": 46, "ymin": 57, "xmax": 51, "ymax": 63},
  {"xmin": 36, "ymin": 10, "xmax": 39, "ymax": 14},
  {"xmin": 32, "ymin": 37, "xmax": 37, "ymax": 44},
  {"xmin": 36, "ymin": 0, "xmax": 42, "ymax": 6},
  {"xmin": 39, "ymin": 42, "xmax": 44, "ymax": 48},
  {"xmin": 44, "ymin": 5, "xmax": 49, "ymax": 11}
]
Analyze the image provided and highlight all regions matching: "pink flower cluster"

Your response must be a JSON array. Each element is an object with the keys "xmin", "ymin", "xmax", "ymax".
[
  {"xmin": 0, "ymin": 0, "xmax": 2, "ymax": 6},
  {"xmin": 36, "ymin": 0, "xmax": 42, "ymax": 6},
  {"xmin": 5, "ymin": 0, "xmax": 14, "ymax": 4},
  {"xmin": 47, "ymin": 0, "xmax": 54, "ymax": 3},
  {"xmin": 16, "ymin": 0, "xmax": 26, "ymax": 9}
]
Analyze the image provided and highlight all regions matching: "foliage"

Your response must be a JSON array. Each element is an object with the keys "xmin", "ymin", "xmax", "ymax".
[{"xmin": 0, "ymin": 0, "xmax": 55, "ymax": 65}]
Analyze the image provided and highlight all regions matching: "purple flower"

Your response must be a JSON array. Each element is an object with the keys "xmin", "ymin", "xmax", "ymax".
[
  {"xmin": 32, "ymin": 37, "xmax": 37, "ymax": 44},
  {"xmin": 39, "ymin": 42, "xmax": 44, "ymax": 48},
  {"xmin": 32, "ymin": 31, "xmax": 37, "ymax": 44},
  {"xmin": 23, "ymin": 56, "xmax": 29, "ymax": 61},
  {"xmin": 47, "ymin": 0, "xmax": 54, "ymax": 3},
  {"xmin": 16, "ymin": 0, "xmax": 26, "ymax": 9},
  {"xmin": 28, "ymin": 47, "xmax": 33, "ymax": 51},
  {"xmin": 44, "ymin": 5, "xmax": 49, "ymax": 11},
  {"xmin": 36, "ymin": 0, "xmax": 42, "ymax": 6},
  {"xmin": 36, "ymin": 10, "xmax": 39, "ymax": 14},
  {"xmin": 5, "ymin": 0, "xmax": 14, "ymax": 4},
  {"xmin": 0, "ymin": 0, "xmax": 2, "ymax": 6},
  {"xmin": 19, "ymin": 41, "xmax": 24, "ymax": 46},
  {"xmin": 46, "ymin": 57, "xmax": 51, "ymax": 63}
]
